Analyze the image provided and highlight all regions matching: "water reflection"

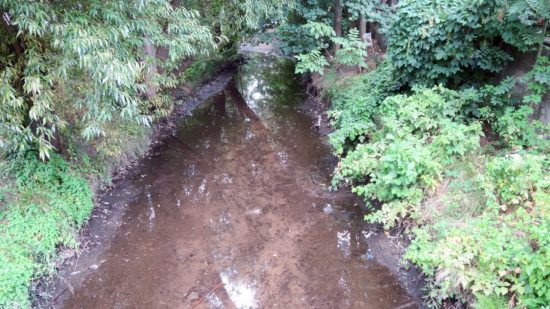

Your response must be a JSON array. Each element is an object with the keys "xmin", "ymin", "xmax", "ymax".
[{"xmin": 220, "ymin": 269, "xmax": 258, "ymax": 309}]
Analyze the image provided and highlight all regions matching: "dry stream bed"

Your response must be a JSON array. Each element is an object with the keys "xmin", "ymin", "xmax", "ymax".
[{"xmin": 50, "ymin": 54, "xmax": 419, "ymax": 309}]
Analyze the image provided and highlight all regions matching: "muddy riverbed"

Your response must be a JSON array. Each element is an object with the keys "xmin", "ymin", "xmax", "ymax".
[{"xmin": 51, "ymin": 54, "xmax": 419, "ymax": 309}]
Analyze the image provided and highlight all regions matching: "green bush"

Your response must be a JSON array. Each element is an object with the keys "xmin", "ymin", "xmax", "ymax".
[
  {"xmin": 473, "ymin": 59, "xmax": 550, "ymax": 149},
  {"xmin": 386, "ymin": 0, "xmax": 547, "ymax": 87},
  {"xmin": 0, "ymin": 154, "xmax": 93, "ymax": 307},
  {"xmin": 332, "ymin": 28, "xmax": 368, "ymax": 69},
  {"xmin": 327, "ymin": 62, "xmax": 397, "ymax": 155},
  {"xmin": 494, "ymin": 106, "xmax": 545, "ymax": 148},
  {"xmin": 387, "ymin": 0, "xmax": 511, "ymax": 86},
  {"xmin": 310, "ymin": 0, "xmax": 549, "ymax": 306},
  {"xmin": 406, "ymin": 153, "xmax": 549, "ymax": 308},
  {"xmin": 332, "ymin": 87, "xmax": 482, "ymax": 229},
  {"xmin": 522, "ymin": 56, "xmax": 550, "ymax": 105},
  {"xmin": 295, "ymin": 49, "xmax": 330, "ymax": 75}
]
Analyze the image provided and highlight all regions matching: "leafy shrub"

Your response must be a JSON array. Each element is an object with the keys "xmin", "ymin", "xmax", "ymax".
[
  {"xmin": 0, "ymin": 154, "xmax": 93, "ymax": 307},
  {"xmin": 387, "ymin": 0, "xmax": 512, "ymax": 86},
  {"xmin": 332, "ymin": 87, "xmax": 482, "ymax": 229},
  {"xmin": 270, "ymin": 0, "xmax": 332, "ymax": 55},
  {"xmin": 275, "ymin": 23, "xmax": 326, "ymax": 55},
  {"xmin": 332, "ymin": 28, "xmax": 368, "ymax": 69},
  {"xmin": 472, "ymin": 60, "xmax": 550, "ymax": 149},
  {"xmin": 327, "ymin": 61, "xmax": 397, "ymax": 154},
  {"xmin": 293, "ymin": 21, "xmax": 336, "ymax": 75},
  {"xmin": 386, "ymin": 0, "xmax": 548, "ymax": 87},
  {"xmin": 501, "ymin": 0, "xmax": 550, "ymax": 51},
  {"xmin": 480, "ymin": 153, "xmax": 549, "ymax": 211},
  {"xmin": 494, "ymin": 106, "xmax": 547, "ymax": 148},
  {"xmin": 294, "ymin": 23, "xmax": 368, "ymax": 74},
  {"xmin": 406, "ymin": 153, "xmax": 549, "ymax": 308},
  {"xmin": 522, "ymin": 56, "xmax": 550, "ymax": 105},
  {"xmin": 295, "ymin": 49, "xmax": 330, "ymax": 75}
]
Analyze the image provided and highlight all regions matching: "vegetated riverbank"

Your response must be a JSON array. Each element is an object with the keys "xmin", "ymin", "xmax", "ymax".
[
  {"xmin": 44, "ymin": 53, "xmax": 422, "ymax": 308},
  {"xmin": 0, "ymin": 56, "xmax": 240, "ymax": 307},
  {"xmin": 301, "ymin": 71, "xmax": 426, "ymax": 303},
  {"xmin": 305, "ymin": 51, "xmax": 549, "ymax": 308},
  {"xmin": 276, "ymin": 0, "xmax": 550, "ymax": 305}
]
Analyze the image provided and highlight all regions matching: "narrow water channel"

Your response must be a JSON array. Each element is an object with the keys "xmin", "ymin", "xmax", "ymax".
[{"xmin": 60, "ymin": 54, "xmax": 416, "ymax": 308}]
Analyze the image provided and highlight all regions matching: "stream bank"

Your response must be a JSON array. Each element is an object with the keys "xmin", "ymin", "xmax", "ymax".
[{"xmin": 48, "ymin": 53, "xmax": 420, "ymax": 309}]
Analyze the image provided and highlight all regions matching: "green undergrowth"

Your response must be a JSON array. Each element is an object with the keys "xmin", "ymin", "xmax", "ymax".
[
  {"xmin": 180, "ymin": 54, "xmax": 229, "ymax": 89},
  {"xmin": 324, "ymin": 59, "xmax": 549, "ymax": 307},
  {"xmin": 406, "ymin": 153, "xmax": 549, "ymax": 308},
  {"xmin": 0, "ymin": 155, "xmax": 93, "ymax": 308}
]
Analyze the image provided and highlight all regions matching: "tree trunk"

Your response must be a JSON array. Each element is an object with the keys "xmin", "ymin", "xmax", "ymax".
[
  {"xmin": 143, "ymin": 35, "xmax": 158, "ymax": 99},
  {"xmin": 359, "ymin": 14, "xmax": 367, "ymax": 42},
  {"xmin": 333, "ymin": 0, "xmax": 342, "ymax": 54},
  {"xmin": 537, "ymin": 20, "xmax": 547, "ymax": 60},
  {"xmin": 143, "ymin": 0, "xmax": 183, "ymax": 99}
]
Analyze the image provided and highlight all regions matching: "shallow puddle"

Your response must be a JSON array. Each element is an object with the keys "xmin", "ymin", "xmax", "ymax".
[{"xmin": 60, "ymin": 54, "xmax": 416, "ymax": 309}]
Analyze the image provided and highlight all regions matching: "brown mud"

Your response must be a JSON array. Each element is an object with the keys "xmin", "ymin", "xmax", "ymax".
[{"xmin": 48, "ymin": 54, "xmax": 421, "ymax": 309}]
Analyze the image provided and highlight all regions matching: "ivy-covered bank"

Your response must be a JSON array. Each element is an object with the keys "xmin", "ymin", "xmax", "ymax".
[
  {"xmin": 0, "ymin": 155, "xmax": 94, "ymax": 306},
  {"xmin": 270, "ymin": 0, "xmax": 550, "ymax": 307}
]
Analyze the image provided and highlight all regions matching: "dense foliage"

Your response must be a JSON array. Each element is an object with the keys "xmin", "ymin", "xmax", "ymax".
[
  {"xmin": 406, "ymin": 153, "xmax": 549, "ymax": 308},
  {"xmin": 0, "ymin": 0, "xmax": 216, "ymax": 160},
  {"xmin": 1, "ymin": 0, "xmax": 549, "ymax": 307},
  {"xmin": 333, "ymin": 85, "xmax": 482, "ymax": 228},
  {"xmin": 281, "ymin": 0, "xmax": 550, "ymax": 307},
  {"xmin": 386, "ymin": 0, "xmax": 549, "ymax": 87},
  {"xmin": 325, "ymin": 59, "xmax": 549, "ymax": 308}
]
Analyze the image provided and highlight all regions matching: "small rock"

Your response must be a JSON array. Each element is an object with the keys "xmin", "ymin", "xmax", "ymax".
[
  {"xmin": 187, "ymin": 291, "xmax": 200, "ymax": 302},
  {"xmin": 89, "ymin": 264, "xmax": 99, "ymax": 270}
]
